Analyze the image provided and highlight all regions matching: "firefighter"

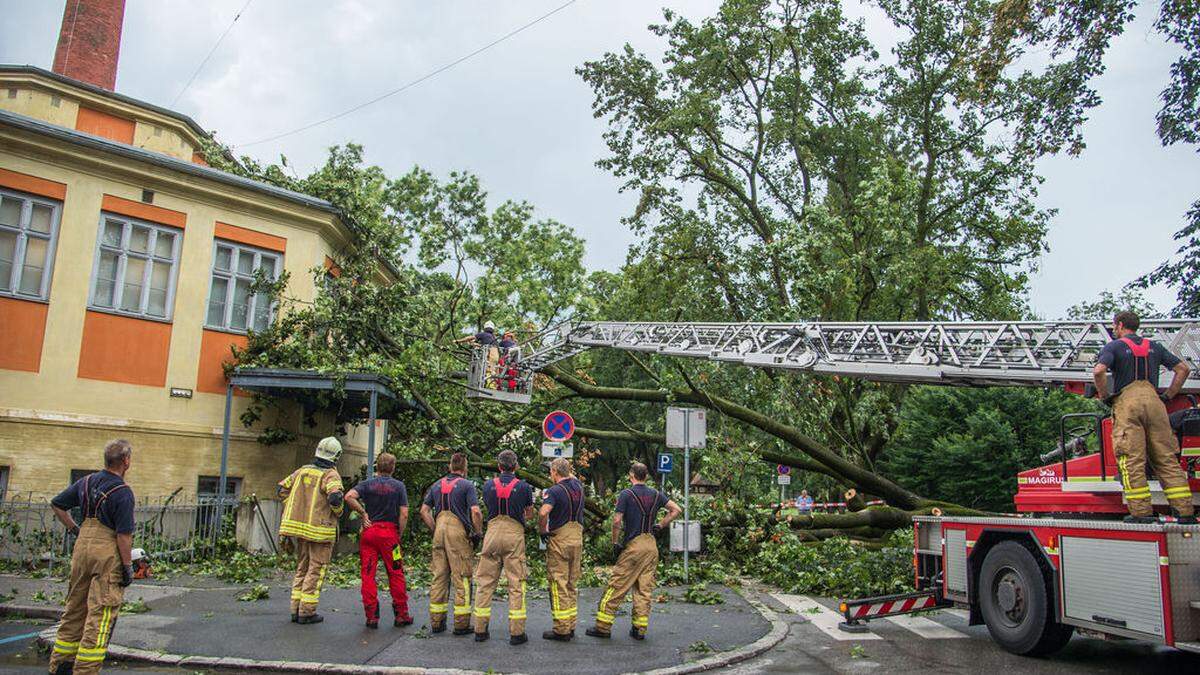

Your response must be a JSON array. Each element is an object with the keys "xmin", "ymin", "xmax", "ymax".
[
  {"xmin": 538, "ymin": 457, "xmax": 585, "ymax": 641},
  {"xmin": 344, "ymin": 452, "xmax": 414, "ymax": 629},
  {"xmin": 420, "ymin": 452, "xmax": 483, "ymax": 635},
  {"xmin": 278, "ymin": 437, "xmax": 346, "ymax": 624},
  {"xmin": 472, "ymin": 450, "xmax": 534, "ymax": 644},
  {"xmin": 587, "ymin": 462, "xmax": 682, "ymax": 640},
  {"xmin": 48, "ymin": 440, "xmax": 136, "ymax": 675},
  {"xmin": 1093, "ymin": 310, "xmax": 1195, "ymax": 523}
]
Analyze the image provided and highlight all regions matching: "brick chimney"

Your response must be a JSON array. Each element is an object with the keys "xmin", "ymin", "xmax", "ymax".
[{"xmin": 52, "ymin": 0, "xmax": 127, "ymax": 91}]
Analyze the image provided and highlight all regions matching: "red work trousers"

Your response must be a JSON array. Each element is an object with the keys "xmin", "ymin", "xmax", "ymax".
[{"xmin": 360, "ymin": 522, "xmax": 410, "ymax": 621}]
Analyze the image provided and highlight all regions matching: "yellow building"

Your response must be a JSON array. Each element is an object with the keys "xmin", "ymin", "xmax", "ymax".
[{"xmin": 0, "ymin": 63, "xmax": 384, "ymax": 500}]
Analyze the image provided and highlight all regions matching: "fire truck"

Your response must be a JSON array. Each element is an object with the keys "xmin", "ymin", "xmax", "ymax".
[{"xmin": 469, "ymin": 319, "xmax": 1200, "ymax": 655}]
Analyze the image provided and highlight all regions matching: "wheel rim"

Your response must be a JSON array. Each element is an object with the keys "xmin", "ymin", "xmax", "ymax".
[{"xmin": 991, "ymin": 565, "xmax": 1028, "ymax": 627}]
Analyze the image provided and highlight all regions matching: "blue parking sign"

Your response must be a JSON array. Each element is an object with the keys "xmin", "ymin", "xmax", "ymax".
[{"xmin": 658, "ymin": 453, "xmax": 674, "ymax": 474}]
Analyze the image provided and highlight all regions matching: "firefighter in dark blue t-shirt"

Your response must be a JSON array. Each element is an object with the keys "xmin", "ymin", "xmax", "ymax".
[
  {"xmin": 586, "ymin": 462, "xmax": 681, "ymax": 641},
  {"xmin": 471, "ymin": 450, "xmax": 534, "ymax": 644},
  {"xmin": 48, "ymin": 439, "xmax": 137, "ymax": 675},
  {"xmin": 538, "ymin": 457, "xmax": 586, "ymax": 641},
  {"xmin": 1094, "ymin": 311, "xmax": 1194, "ymax": 522},
  {"xmin": 345, "ymin": 452, "xmax": 413, "ymax": 629},
  {"xmin": 420, "ymin": 453, "xmax": 483, "ymax": 634}
]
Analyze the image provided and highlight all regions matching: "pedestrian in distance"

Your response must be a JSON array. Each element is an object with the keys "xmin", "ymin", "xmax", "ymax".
[
  {"xmin": 472, "ymin": 450, "xmax": 535, "ymax": 645},
  {"xmin": 539, "ymin": 457, "xmax": 586, "ymax": 641},
  {"xmin": 796, "ymin": 489, "xmax": 814, "ymax": 514},
  {"xmin": 587, "ymin": 462, "xmax": 682, "ymax": 641},
  {"xmin": 278, "ymin": 437, "xmax": 346, "ymax": 625},
  {"xmin": 48, "ymin": 439, "xmax": 137, "ymax": 675},
  {"xmin": 1093, "ymin": 310, "xmax": 1195, "ymax": 523},
  {"xmin": 420, "ymin": 452, "xmax": 483, "ymax": 635},
  {"xmin": 345, "ymin": 452, "xmax": 414, "ymax": 629}
]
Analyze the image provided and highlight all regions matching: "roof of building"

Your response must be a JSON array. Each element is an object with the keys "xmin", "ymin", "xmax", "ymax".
[{"xmin": 0, "ymin": 64, "xmax": 211, "ymax": 141}]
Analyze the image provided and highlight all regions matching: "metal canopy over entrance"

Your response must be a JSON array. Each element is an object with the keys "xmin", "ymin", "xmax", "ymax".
[{"xmin": 216, "ymin": 368, "xmax": 409, "ymax": 517}]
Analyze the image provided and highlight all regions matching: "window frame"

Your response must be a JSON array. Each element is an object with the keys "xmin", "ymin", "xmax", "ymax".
[
  {"xmin": 204, "ymin": 239, "xmax": 283, "ymax": 334},
  {"xmin": 87, "ymin": 212, "xmax": 183, "ymax": 321},
  {"xmin": 0, "ymin": 187, "xmax": 62, "ymax": 301}
]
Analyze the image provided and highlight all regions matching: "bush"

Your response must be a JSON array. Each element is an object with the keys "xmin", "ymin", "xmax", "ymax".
[{"xmin": 754, "ymin": 529, "xmax": 914, "ymax": 598}]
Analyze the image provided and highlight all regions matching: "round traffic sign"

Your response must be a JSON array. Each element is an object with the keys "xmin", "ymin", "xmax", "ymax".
[
  {"xmin": 777, "ymin": 464, "xmax": 791, "ymax": 475},
  {"xmin": 543, "ymin": 410, "xmax": 575, "ymax": 441}
]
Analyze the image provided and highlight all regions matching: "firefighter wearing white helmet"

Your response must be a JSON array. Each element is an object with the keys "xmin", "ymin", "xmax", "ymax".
[{"xmin": 278, "ymin": 436, "xmax": 346, "ymax": 624}]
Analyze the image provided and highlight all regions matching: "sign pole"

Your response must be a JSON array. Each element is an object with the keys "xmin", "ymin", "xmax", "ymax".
[{"xmin": 683, "ymin": 412, "xmax": 690, "ymax": 584}]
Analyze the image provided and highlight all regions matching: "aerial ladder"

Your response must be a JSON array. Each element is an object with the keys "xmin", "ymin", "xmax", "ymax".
[{"xmin": 466, "ymin": 318, "xmax": 1200, "ymax": 655}]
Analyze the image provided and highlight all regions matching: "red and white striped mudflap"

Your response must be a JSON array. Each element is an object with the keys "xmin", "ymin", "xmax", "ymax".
[{"xmin": 838, "ymin": 590, "xmax": 951, "ymax": 628}]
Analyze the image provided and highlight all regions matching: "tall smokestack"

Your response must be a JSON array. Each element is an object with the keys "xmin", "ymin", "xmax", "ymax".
[{"xmin": 52, "ymin": 0, "xmax": 127, "ymax": 91}]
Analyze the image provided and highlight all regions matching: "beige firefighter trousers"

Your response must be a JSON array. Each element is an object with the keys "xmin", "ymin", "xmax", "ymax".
[
  {"xmin": 593, "ymin": 533, "xmax": 658, "ymax": 635},
  {"xmin": 1114, "ymin": 381, "xmax": 1194, "ymax": 516},
  {"xmin": 430, "ymin": 511, "xmax": 475, "ymax": 629},
  {"xmin": 289, "ymin": 538, "xmax": 333, "ymax": 617},
  {"xmin": 49, "ymin": 519, "xmax": 126, "ymax": 675},
  {"xmin": 471, "ymin": 516, "xmax": 527, "ymax": 636},
  {"xmin": 546, "ymin": 521, "xmax": 583, "ymax": 634}
]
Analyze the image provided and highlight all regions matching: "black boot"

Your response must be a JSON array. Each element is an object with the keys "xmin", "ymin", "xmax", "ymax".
[
  {"xmin": 586, "ymin": 627, "xmax": 611, "ymax": 638},
  {"xmin": 629, "ymin": 626, "xmax": 645, "ymax": 640},
  {"xmin": 297, "ymin": 614, "xmax": 325, "ymax": 625},
  {"xmin": 1179, "ymin": 515, "xmax": 1198, "ymax": 525},
  {"xmin": 53, "ymin": 663, "xmax": 74, "ymax": 675},
  {"xmin": 366, "ymin": 620, "xmax": 379, "ymax": 629},
  {"xmin": 431, "ymin": 622, "xmax": 446, "ymax": 634},
  {"xmin": 509, "ymin": 633, "xmax": 528, "ymax": 645},
  {"xmin": 395, "ymin": 615, "xmax": 414, "ymax": 627},
  {"xmin": 542, "ymin": 630, "xmax": 573, "ymax": 641},
  {"xmin": 475, "ymin": 631, "xmax": 490, "ymax": 642},
  {"xmin": 453, "ymin": 626, "xmax": 473, "ymax": 636},
  {"xmin": 291, "ymin": 613, "xmax": 299, "ymax": 623},
  {"xmin": 1124, "ymin": 515, "xmax": 1158, "ymax": 524}
]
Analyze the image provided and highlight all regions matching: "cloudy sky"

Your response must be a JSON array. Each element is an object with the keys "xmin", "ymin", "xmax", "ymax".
[{"xmin": 3, "ymin": 0, "xmax": 1196, "ymax": 318}]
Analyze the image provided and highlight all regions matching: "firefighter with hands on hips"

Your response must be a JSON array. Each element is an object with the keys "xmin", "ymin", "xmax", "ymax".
[
  {"xmin": 420, "ymin": 452, "xmax": 483, "ymax": 635},
  {"xmin": 344, "ymin": 452, "xmax": 414, "ymax": 629},
  {"xmin": 48, "ymin": 439, "xmax": 136, "ymax": 675},
  {"xmin": 538, "ymin": 457, "xmax": 586, "ymax": 641},
  {"xmin": 1093, "ymin": 310, "xmax": 1195, "ymax": 523},
  {"xmin": 278, "ymin": 436, "xmax": 346, "ymax": 625},
  {"xmin": 471, "ymin": 450, "xmax": 535, "ymax": 645},
  {"xmin": 587, "ymin": 462, "xmax": 682, "ymax": 641}
]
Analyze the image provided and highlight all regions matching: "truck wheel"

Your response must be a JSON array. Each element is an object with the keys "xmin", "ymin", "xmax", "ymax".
[{"xmin": 979, "ymin": 541, "xmax": 1073, "ymax": 656}]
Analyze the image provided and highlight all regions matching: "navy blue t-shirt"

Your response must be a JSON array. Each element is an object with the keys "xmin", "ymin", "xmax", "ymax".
[
  {"xmin": 355, "ymin": 476, "xmax": 408, "ymax": 525},
  {"xmin": 423, "ymin": 475, "xmax": 478, "ymax": 530},
  {"xmin": 543, "ymin": 477, "xmax": 585, "ymax": 530},
  {"xmin": 483, "ymin": 473, "xmax": 533, "ymax": 523},
  {"xmin": 51, "ymin": 471, "xmax": 135, "ymax": 535},
  {"xmin": 1098, "ymin": 335, "xmax": 1182, "ymax": 396},
  {"xmin": 475, "ymin": 331, "xmax": 497, "ymax": 346},
  {"xmin": 616, "ymin": 485, "xmax": 668, "ymax": 544}
]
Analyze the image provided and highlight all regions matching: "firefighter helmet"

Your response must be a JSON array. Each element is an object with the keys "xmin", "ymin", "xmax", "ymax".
[{"xmin": 315, "ymin": 436, "xmax": 343, "ymax": 462}]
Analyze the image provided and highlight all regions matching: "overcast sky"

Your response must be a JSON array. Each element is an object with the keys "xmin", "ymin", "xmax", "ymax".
[{"xmin": 3, "ymin": 0, "xmax": 1196, "ymax": 318}]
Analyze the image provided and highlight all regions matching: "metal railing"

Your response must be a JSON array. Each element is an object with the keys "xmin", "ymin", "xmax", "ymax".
[{"xmin": 0, "ymin": 492, "xmax": 235, "ymax": 566}]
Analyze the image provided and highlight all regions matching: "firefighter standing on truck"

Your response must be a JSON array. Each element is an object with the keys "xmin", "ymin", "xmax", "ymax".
[
  {"xmin": 472, "ymin": 450, "xmax": 534, "ymax": 645},
  {"xmin": 48, "ymin": 440, "xmax": 136, "ymax": 675},
  {"xmin": 539, "ymin": 457, "xmax": 585, "ymax": 641},
  {"xmin": 1093, "ymin": 310, "xmax": 1195, "ymax": 523},
  {"xmin": 278, "ymin": 437, "xmax": 346, "ymax": 624},
  {"xmin": 344, "ymin": 452, "xmax": 414, "ymax": 629},
  {"xmin": 420, "ymin": 452, "xmax": 483, "ymax": 635},
  {"xmin": 587, "ymin": 462, "xmax": 682, "ymax": 641}
]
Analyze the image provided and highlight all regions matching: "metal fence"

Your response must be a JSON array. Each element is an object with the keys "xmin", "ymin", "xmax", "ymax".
[{"xmin": 0, "ymin": 492, "xmax": 236, "ymax": 566}]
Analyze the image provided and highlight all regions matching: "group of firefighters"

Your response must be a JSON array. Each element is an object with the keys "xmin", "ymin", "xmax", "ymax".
[{"xmin": 41, "ymin": 309, "xmax": 1192, "ymax": 672}]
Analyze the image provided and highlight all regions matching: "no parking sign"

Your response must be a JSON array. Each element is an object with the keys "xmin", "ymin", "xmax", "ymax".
[{"xmin": 543, "ymin": 410, "xmax": 575, "ymax": 441}]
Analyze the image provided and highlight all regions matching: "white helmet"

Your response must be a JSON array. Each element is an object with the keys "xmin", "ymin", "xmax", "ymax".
[
  {"xmin": 483, "ymin": 320, "xmax": 496, "ymax": 332},
  {"xmin": 315, "ymin": 436, "xmax": 343, "ymax": 462}
]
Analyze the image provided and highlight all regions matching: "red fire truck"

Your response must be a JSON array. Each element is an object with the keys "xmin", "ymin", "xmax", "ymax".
[{"xmin": 482, "ymin": 319, "xmax": 1200, "ymax": 654}]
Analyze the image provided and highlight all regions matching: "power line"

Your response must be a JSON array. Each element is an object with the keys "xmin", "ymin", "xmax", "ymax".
[
  {"xmin": 233, "ymin": 0, "xmax": 580, "ymax": 149},
  {"xmin": 171, "ymin": 0, "xmax": 255, "ymax": 107}
]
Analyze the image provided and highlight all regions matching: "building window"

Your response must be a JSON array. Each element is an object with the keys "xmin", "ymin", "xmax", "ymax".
[
  {"xmin": 88, "ymin": 213, "xmax": 181, "ymax": 320},
  {"xmin": 0, "ymin": 188, "xmax": 62, "ymax": 301},
  {"xmin": 205, "ymin": 241, "xmax": 281, "ymax": 333},
  {"xmin": 197, "ymin": 475, "xmax": 242, "ymax": 501},
  {"xmin": 0, "ymin": 465, "xmax": 9, "ymax": 503}
]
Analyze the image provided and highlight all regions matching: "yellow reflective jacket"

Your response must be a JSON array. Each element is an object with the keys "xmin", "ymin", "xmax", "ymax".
[{"xmin": 278, "ymin": 464, "xmax": 344, "ymax": 543}]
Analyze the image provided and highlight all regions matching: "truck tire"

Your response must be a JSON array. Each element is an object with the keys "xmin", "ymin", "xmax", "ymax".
[{"xmin": 979, "ymin": 540, "xmax": 1073, "ymax": 656}]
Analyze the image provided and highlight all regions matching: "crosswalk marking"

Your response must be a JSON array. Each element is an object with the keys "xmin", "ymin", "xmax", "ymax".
[
  {"xmin": 771, "ymin": 594, "xmax": 882, "ymax": 640},
  {"xmin": 772, "ymin": 594, "xmax": 970, "ymax": 641},
  {"xmin": 885, "ymin": 613, "xmax": 967, "ymax": 639}
]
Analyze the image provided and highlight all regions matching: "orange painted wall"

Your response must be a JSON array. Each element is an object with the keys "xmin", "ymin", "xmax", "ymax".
[
  {"xmin": 75, "ymin": 106, "xmax": 136, "ymax": 144},
  {"xmin": 214, "ymin": 222, "xmax": 286, "ymax": 252},
  {"xmin": 77, "ymin": 311, "xmax": 172, "ymax": 387},
  {"xmin": 0, "ymin": 296, "xmax": 49, "ymax": 372},
  {"xmin": 0, "ymin": 168, "xmax": 68, "ymax": 200},
  {"xmin": 101, "ymin": 194, "xmax": 187, "ymax": 228},
  {"xmin": 196, "ymin": 329, "xmax": 248, "ymax": 395}
]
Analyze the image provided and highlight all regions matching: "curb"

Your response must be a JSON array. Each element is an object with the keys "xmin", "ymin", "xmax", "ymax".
[
  {"xmin": 33, "ymin": 585, "xmax": 787, "ymax": 674},
  {"xmin": 0, "ymin": 604, "xmax": 64, "ymax": 620},
  {"xmin": 631, "ymin": 585, "xmax": 789, "ymax": 675}
]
